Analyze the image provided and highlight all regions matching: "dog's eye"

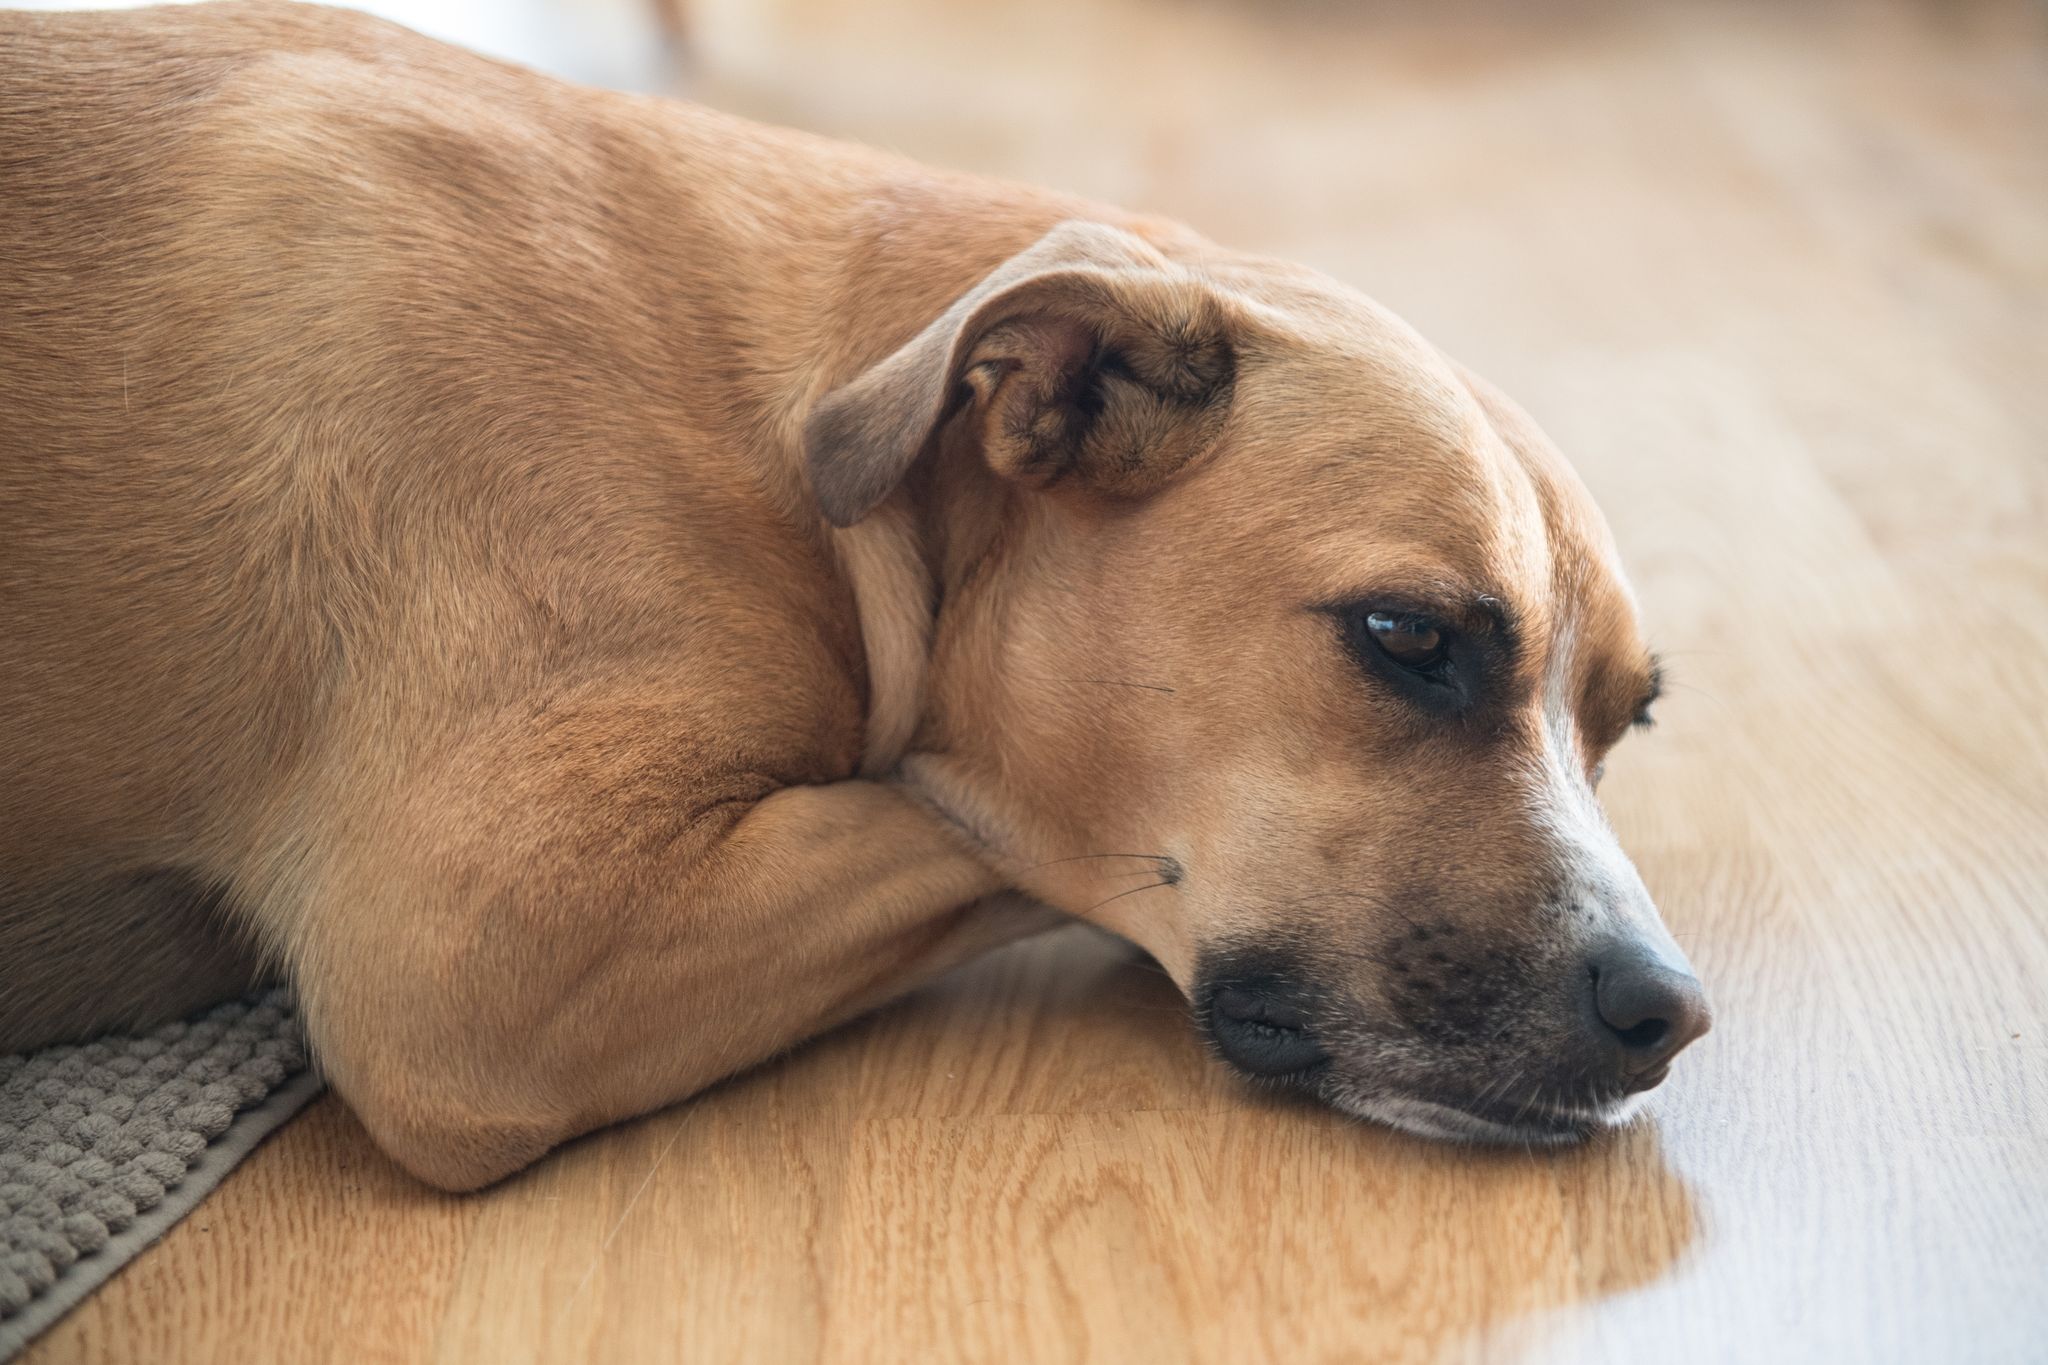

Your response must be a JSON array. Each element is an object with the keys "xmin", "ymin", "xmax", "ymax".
[
  {"xmin": 1328, "ymin": 602, "xmax": 1474, "ymax": 714},
  {"xmin": 1363, "ymin": 612, "xmax": 1448, "ymax": 671}
]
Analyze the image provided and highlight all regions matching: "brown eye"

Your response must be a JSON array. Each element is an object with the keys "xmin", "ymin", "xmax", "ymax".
[{"xmin": 1365, "ymin": 612, "xmax": 1447, "ymax": 670}]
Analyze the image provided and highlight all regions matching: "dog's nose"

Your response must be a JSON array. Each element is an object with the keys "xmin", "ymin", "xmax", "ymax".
[
  {"xmin": 1205, "ymin": 977, "xmax": 1329, "ymax": 1077},
  {"xmin": 1585, "ymin": 939, "xmax": 1712, "ymax": 1084}
]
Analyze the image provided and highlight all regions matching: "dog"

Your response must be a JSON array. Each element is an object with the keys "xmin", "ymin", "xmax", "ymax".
[{"xmin": 0, "ymin": 1, "xmax": 1708, "ymax": 1190}]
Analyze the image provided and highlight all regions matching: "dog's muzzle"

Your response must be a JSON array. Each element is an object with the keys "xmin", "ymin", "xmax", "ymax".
[{"xmin": 1199, "ymin": 936, "xmax": 1711, "ymax": 1142}]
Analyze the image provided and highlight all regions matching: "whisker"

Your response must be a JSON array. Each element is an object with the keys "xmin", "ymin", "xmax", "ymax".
[
  {"xmin": 1036, "ymin": 676, "xmax": 1178, "ymax": 695},
  {"xmin": 1512, "ymin": 1080, "xmax": 1543, "ymax": 1129},
  {"xmin": 1016, "ymin": 852, "xmax": 1172, "ymax": 874},
  {"xmin": 1078, "ymin": 879, "xmax": 1174, "ymax": 916},
  {"xmin": 1474, "ymin": 1066, "xmax": 1521, "ymax": 1115}
]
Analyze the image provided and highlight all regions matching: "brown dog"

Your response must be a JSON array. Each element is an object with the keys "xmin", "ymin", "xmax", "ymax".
[{"xmin": 0, "ymin": 2, "xmax": 1708, "ymax": 1189}]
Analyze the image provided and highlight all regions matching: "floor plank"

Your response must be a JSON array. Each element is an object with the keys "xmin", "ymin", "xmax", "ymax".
[{"xmin": 21, "ymin": 0, "xmax": 2048, "ymax": 1360}]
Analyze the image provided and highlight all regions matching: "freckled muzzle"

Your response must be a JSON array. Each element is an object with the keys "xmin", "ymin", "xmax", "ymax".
[{"xmin": 1196, "ymin": 934, "xmax": 1711, "ymax": 1141}]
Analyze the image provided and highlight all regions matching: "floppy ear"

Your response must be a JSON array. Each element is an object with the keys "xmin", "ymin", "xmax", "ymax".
[{"xmin": 804, "ymin": 221, "xmax": 1237, "ymax": 528}]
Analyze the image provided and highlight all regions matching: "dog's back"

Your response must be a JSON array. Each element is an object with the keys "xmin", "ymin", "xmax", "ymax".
[
  {"xmin": 0, "ymin": 2, "xmax": 892, "ymax": 1046},
  {"xmin": 0, "ymin": 5, "xmax": 364, "ymax": 1041}
]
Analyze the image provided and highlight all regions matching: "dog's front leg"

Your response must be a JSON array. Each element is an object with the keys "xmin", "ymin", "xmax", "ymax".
[{"xmin": 280, "ymin": 744, "xmax": 1050, "ymax": 1190}]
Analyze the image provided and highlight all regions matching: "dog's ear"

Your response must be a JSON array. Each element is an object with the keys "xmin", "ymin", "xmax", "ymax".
[{"xmin": 804, "ymin": 221, "xmax": 1237, "ymax": 528}]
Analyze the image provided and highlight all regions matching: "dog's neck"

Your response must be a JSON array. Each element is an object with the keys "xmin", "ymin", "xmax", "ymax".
[
  {"xmin": 829, "ymin": 499, "xmax": 933, "ymax": 775},
  {"xmin": 786, "ymin": 187, "xmax": 1071, "ymax": 778},
  {"xmin": 755, "ymin": 167, "xmax": 1173, "ymax": 815},
  {"xmin": 825, "ymin": 433, "xmax": 1015, "ymax": 779}
]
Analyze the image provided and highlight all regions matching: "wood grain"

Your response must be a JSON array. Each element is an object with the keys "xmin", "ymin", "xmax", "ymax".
[{"xmin": 22, "ymin": 0, "xmax": 2048, "ymax": 1360}]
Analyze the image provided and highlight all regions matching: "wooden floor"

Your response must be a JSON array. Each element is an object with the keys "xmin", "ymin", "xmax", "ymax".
[{"xmin": 24, "ymin": 0, "xmax": 2048, "ymax": 1361}]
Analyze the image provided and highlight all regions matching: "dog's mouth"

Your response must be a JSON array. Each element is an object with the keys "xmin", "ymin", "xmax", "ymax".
[
  {"xmin": 1355, "ymin": 1091, "xmax": 1646, "ymax": 1146},
  {"xmin": 1312, "ymin": 1074, "xmax": 1653, "ymax": 1147},
  {"xmin": 1198, "ymin": 975, "xmax": 1663, "ymax": 1146},
  {"xmin": 1194, "ymin": 933, "xmax": 1707, "ymax": 1149}
]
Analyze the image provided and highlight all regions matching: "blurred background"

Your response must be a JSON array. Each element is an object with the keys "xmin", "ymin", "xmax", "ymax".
[{"xmin": 19, "ymin": 0, "xmax": 2039, "ymax": 419}]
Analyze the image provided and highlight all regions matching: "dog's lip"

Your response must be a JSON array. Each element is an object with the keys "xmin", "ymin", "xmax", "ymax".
[
  {"xmin": 1625, "ymin": 1062, "xmax": 1673, "ymax": 1092},
  {"xmin": 1323, "ymin": 1085, "xmax": 1649, "ymax": 1146}
]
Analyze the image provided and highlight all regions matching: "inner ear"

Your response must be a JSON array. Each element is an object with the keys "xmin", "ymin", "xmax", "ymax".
[
  {"xmin": 957, "ymin": 312, "xmax": 1107, "ymax": 490},
  {"xmin": 803, "ymin": 222, "xmax": 1236, "ymax": 527},
  {"xmin": 956, "ymin": 278, "xmax": 1236, "ymax": 501}
]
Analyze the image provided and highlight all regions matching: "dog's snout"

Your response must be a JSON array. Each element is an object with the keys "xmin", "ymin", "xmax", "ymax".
[
  {"xmin": 1585, "ymin": 939, "xmax": 1712, "ymax": 1084},
  {"xmin": 1205, "ymin": 976, "xmax": 1329, "ymax": 1078}
]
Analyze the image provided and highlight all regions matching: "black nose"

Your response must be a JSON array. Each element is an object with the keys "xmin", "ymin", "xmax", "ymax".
[
  {"xmin": 1205, "ymin": 977, "xmax": 1329, "ymax": 1077},
  {"xmin": 1586, "ymin": 939, "xmax": 1712, "ymax": 1083}
]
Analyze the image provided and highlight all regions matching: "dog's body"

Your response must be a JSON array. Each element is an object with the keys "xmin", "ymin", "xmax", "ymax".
[{"xmin": 1, "ymin": 2, "xmax": 1707, "ymax": 1190}]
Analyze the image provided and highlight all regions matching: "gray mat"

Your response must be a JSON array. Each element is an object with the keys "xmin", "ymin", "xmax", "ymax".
[{"xmin": 0, "ymin": 990, "xmax": 322, "ymax": 1361}]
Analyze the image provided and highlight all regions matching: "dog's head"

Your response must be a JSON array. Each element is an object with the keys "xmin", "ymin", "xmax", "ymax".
[{"xmin": 807, "ymin": 220, "xmax": 1708, "ymax": 1143}]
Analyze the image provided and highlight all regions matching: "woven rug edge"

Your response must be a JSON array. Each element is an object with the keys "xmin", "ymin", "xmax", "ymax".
[{"xmin": 0, "ymin": 1066, "xmax": 327, "ymax": 1362}]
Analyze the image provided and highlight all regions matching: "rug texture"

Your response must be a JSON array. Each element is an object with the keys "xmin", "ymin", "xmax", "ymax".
[{"xmin": 0, "ymin": 990, "xmax": 321, "ymax": 1361}]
